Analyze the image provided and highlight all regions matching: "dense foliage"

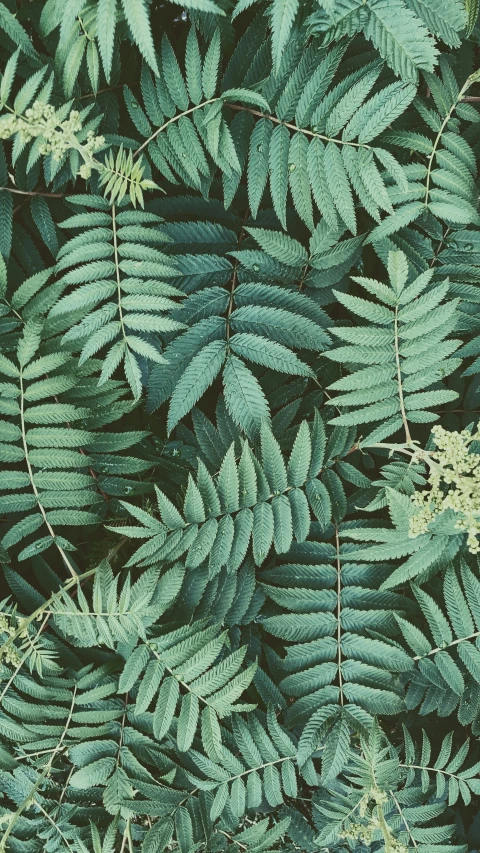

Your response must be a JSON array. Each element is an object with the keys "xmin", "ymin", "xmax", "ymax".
[{"xmin": 1, "ymin": 0, "xmax": 480, "ymax": 850}]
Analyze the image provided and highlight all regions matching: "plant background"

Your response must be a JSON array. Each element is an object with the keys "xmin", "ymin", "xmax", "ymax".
[{"xmin": 0, "ymin": 0, "xmax": 480, "ymax": 850}]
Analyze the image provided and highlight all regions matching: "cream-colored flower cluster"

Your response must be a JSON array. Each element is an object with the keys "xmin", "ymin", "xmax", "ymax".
[
  {"xmin": 0, "ymin": 101, "xmax": 156, "ymax": 205},
  {"xmin": 409, "ymin": 424, "xmax": 480, "ymax": 553},
  {"xmin": 0, "ymin": 101, "xmax": 104, "ymax": 168},
  {"xmin": 340, "ymin": 821, "xmax": 408, "ymax": 852},
  {"xmin": 0, "ymin": 613, "xmax": 21, "ymax": 667},
  {"xmin": 339, "ymin": 788, "xmax": 408, "ymax": 852}
]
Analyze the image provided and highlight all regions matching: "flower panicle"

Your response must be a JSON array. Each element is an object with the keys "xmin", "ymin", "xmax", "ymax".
[{"xmin": 409, "ymin": 424, "xmax": 480, "ymax": 553}]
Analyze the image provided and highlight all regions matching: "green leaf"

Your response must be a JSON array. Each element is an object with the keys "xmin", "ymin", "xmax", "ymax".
[
  {"xmin": 320, "ymin": 717, "xmax": 351, "ymax": 782},
  {"xmin": 97, "ymin": 0, "xmax": 117, "ymax": 80},
  {"xmin": 248, "ymin": 119, "xmax": 272, "ymax": 218},
  {"xmin": 325, "ymin": 142, "xmax": 356, "ymax": 234},
  {"xmin": 142, "ymin": 819, "xmax": 174, "ymax": 853},
  {"xmin": 288, "ymin": 133, "xmax": 314, "ymax": 231},
  {"xmin": 223, "ymin": 354, "xmax": 270, "ymax": 439},
  {"xmin": 271, "ymin": 0, "xmax": 299, "ymax": 73},
  {"xmin": 269, "ymin": 125, "xmax": 290, "ymax": 230},
  {"xmin": 202, "ymin": 29, "xmax": 221, "ymax": 99},
  {"xmin": 154, "ymin": 676, "xmax": 180, "ymax": 740},
  {"xmin": 0, "ymin": 47, "xmax": 19, "ymax": 106},
  {"xmin": 0, "ymin": 3, "xmax": 37, "ymax": 58},
  {"xmin": 364, "ymin": 0, "xmax": 438, "ymax": 82},
  {"xmin": 465, "ymin": 0, "xmax": 479, "ymax": 34},
  {"xmin": 245, "ymin": 227, "xmax": 307, "ymax": 267},
  {"xmin": 230, "ymin": 333, "xmax": 314, "ymax": 377},
  {"xmin": 122, "ymin": 0, "xmax": 159, "ymax": 75},
  {"xmin": 168, "ymin": 340, "xmax": 227, "ymax": 433},
  {"xmin": 70, "ymin": 757, "xmax": 115, "ymax": 789},
  {"xmin": 177, "ymin": 692, "xmax": 200, "ymax": 751}
]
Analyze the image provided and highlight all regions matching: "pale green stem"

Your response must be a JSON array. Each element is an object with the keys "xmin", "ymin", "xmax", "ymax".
[
  {"xmin": 394, "ymin": 305, "xmax": 412, "ymax": 445},
  {"xmin": 0, "ymin": 686, "xmax": 77, "ymax": 849},
  {"xmin": 34, "ymin": 801, "xmax": 76, "ymax": 853},
  {"xmin": 413, "ymin": 627, "xmax": 480, "ymax": 660},
  {"xmin": 424, "ymin": 71, "xmax": 480, "ymax": 206},
  {"xmin": 335, "ymin": 526, "xmax": 344, "ymax": 706},
  {"xmin": 19, "ymin": 370, "xmax": 78, "ymax": 578},
  {"xmin": 400, "ymin": 763, "xmax": 463, "ymax": 780},
  {"xmin": 0, "ymin": 613, "xmax": 49, "ymax": 704},
  {"xmin": 389, "ymin": 790, "xmax": 419, "ymax": 851},
  {"xmin": 111, "ymin": 204, "xmax": 127, "ymax": 345},
  {"xmin": 225, "ymin": 102, "xmax": 371, "ymax": 149},
  {"xmin": 134, "ymin": 98, "xmax": 219, "ymax": 156}
]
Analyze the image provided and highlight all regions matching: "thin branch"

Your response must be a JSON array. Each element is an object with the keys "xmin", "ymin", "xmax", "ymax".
[
  {"xmin": 389, "ymin": 790, "xmax": 419, "ymax": 851},
  {"xmin": 34, "ymin": 801, "xmax": 76, "ymax": 853},
  {"xmin": 77, "ymin": 82, "xmax": 130, "ymax": 101},
  {"xmin": 346, "ymin": 442, "xmax": 361, "ymax": 456},
  {"xmin": 112, "ymin": 204, "xmax": 127, "ymax": 346},
  {"xmin": 413, "ymin": 628, "xmax": 480, "ymax": 660},
  {"xmin": 429, "ymin": 227, "xmax": 450, "ymax": 269},
  {"xmin": 145, "ymin": 639, "xmax": 242, "ymax": 714},
  {"xmin": 225, "ymin": 258, "xmax": 239, "ymax": 343},
  {"xmin": 0, "ymin": 186, "xmax": 65, "ymax": 198},
  {"xmin": 335, "ymin": 526, "xmax": 344, "ymax": 706},
  {"xmin": 424, "ymin": 72, "xmax": 478, "ymax": 205},
  {"xmin": 224, "ymin": 103, "xmax": 370, "ymax": 149},
  {"xmin": 394, "ymin": 305, "xmax": 412, "ymax": 445},
  {"xmin": 362, "ymin": 442, "xmax": 418, "ymax": 457},
  {"xmin": 58, "ymin": 765, "xmax": 75, "ymax": 806},
  {"xmin": 134, "ymin": 97, "xmax": 371, "ymax": 161},
  {"xmin": 134, "ymin": 98, "xmax": 218, "ymax": 156},
  {"xmin": 0, "ymin": 613, "xmax": 49, "ymax": 703},
  {"xmin": 226, "ymin": 207, "xmax": 250, "ymax": 342},
  {"xmin": 0, "ymin": 537, "xmax": 127, "ymax": 659},
  {"xmin": 400, "ymin": 762, "xmax": 463, "ymax": 779},
  {"xmin": 219, "ymin": 830, "xmax": 248, "ymax": 850},
  {"xmin": 19, "ymin": 370, "xmax": 78, "ymax": 579},
  {"xmin": 0, "ymin": 686, "xmax": 77, "ymax": 849}
]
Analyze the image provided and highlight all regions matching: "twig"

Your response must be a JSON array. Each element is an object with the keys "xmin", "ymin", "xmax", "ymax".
[
  {"xmin": 0, "ymin": 687, "xmax": 78, "ymax": 849},
  {"xmin": 394, "ymin": 305, "xmax": 412, "ymax": 445},
  {"xmin": 0, "ymin": 186, "xmax": 65, "ymax": 198},
  {"xmin": 335, "ymin": 526, "xmax": 344, "ymax": 706},
  {"xmin": 134, "ymin": 98, "xmax": 372, "ymax": 161},
  {"xmin": 134, "ymin": 98, "xmax": 218, "ymax": 156},
  {"xmin": 389, "ymin": 790, "xmax": 419, "ymax": 851},
  {"xmin": 19, "ymin": 371, "xmax": 78, "ymax": 579},
  {"xmin": 224, "ymin": 103, "xmax": 370, "ymax": 149},
  {"xmin": 413, "ymin": 628, "xmax": 480, "ymax": 660},
  {"xmin": 424, "ymin": 72, "xmax": 479, "ymax": 205},
  {"xmin": 0, "ymin": 537, "xmax": 128, "ymax": 659},
  {"xmin": 226, "ymin": 207, "xmax": 250, "ymax": 342}
]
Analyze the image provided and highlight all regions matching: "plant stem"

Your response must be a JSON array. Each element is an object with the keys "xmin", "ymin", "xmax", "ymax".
[
  {"xmin": 0, "ymin": 613, "xmax": 49, "ymax": 703},
  {"xmin": 394, "ymin": 305, "xmax": 412, "ymax": 445},
  {"xmin": 399, "ymin": 763, "xmax": 462, "ymax": 779},
  {"xmin": 413, "ymin": 628, "xmax": 480, "ymax": 660},
  {"xmin": 224, "ymin": 102, "xmax": 370, "ymax": 148},
  {"xmin": 134, "ymin": 98, "xmax": 371, "ymax": 163},
  {"xmin": 34, "ymin": 801, "xmax": 76, "ymax": 853},
  {"xmin": 134, "ymin": 98, "xmax": 219, "ymax": 156},
  {"xmin": 424, "ymin": 72, "xmax": 479, "ymax": 205},
  {"xmin": 112, "ymin": 204, "xmax": 127, "ymax": 346},
  {"xmin": 335, "ymin": 526, "xmax": 344, "ymax": 706},
  {"xmin": 0, "ymin": 186, "xmax": 65, "ymax": 197},
  {"xmin": 389, "ymin": 790, "xmax": 419, "ymax": 851},
  {"xmin": 19, "ymin": 370, "xmax": 78, "ymax": 578},
  {"xmin": 226, "ymin": 207, "xmax": 249, "ymax": 342},
  {"xmin": 0, "ymin": 686, "xmax": 77, "ymax": 850},
  {"xmin": 0, "ymin": 550, "xmax": 125, "ymax": 658}
]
